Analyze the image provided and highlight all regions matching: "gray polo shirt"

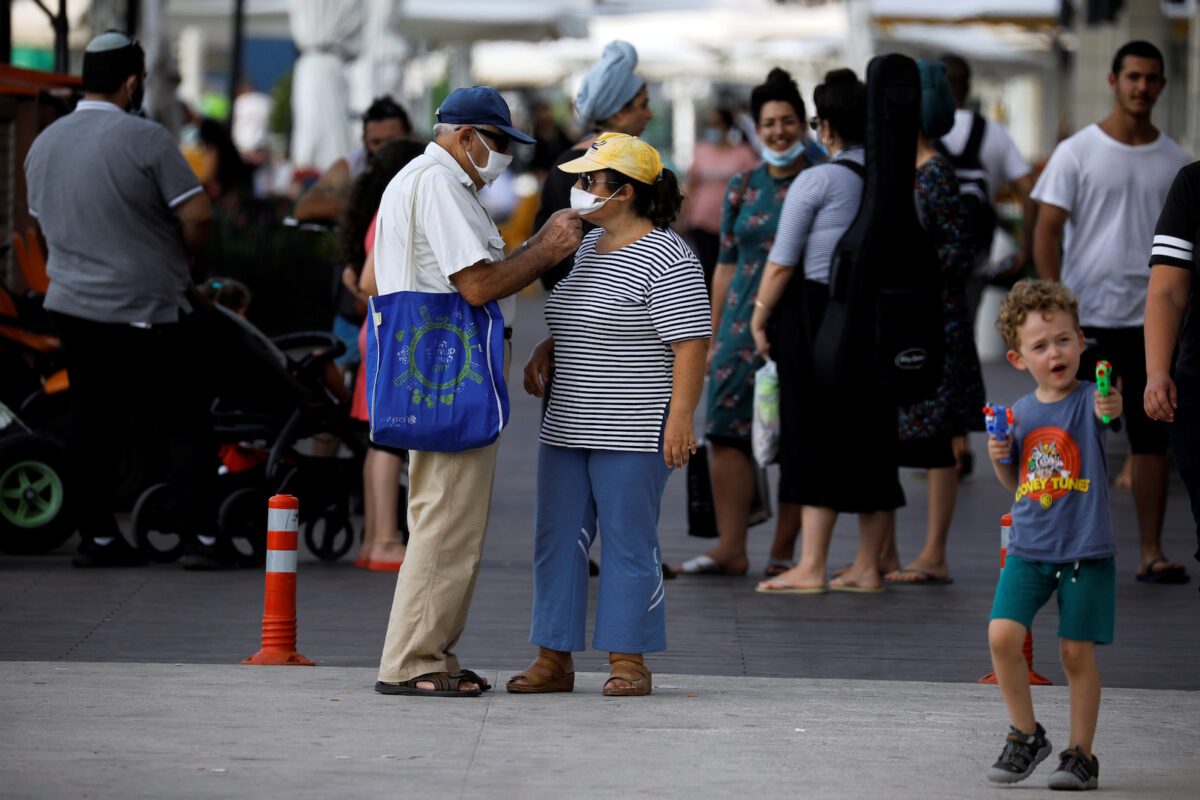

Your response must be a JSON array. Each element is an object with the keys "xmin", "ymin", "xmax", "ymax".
[{"xmin": 25, "ymin": 100, "xmax": 204, "ymax": 324}]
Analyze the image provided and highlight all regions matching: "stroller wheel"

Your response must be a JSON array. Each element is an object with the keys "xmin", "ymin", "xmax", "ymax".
[
  {"xmin": 132, "ymin": 483, "xmax": 185, "ymax": 562},
  {"xmin": 0, "ymin": 433, "xmax": 73, "ymax": 555},
  {"xmin": 218, "ymin": 488, "xmax": 267, "ymax": 565},
  {"xmin": 304, "ymin": 511, "xmax": 354, "ymax": 562}
]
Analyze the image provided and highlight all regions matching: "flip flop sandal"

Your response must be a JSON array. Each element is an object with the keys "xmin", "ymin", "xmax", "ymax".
[
  {"xmin": 755, "ymin": 578, "xmax": 827, "ymax": 594},
  {"xmin": 1135, "ymin": 558, "xmax": 1190, "ymax": 584},
  {"xmin": 603, "ymin": 659, "xmax": 652, "ymax": 696},
  {"xmin": 829, "ymin": 578, "xmax": 885, "ymax": 594},
  {"xmin": 506, "ymin": 657, "xmax": 574, "ymax": 693},
  {"xmin": 763, "ymin": 558, "xmax": 795, "ymax": 577},
  {"xmin": 375, "ymin": 671, "xmax": 482, "ymax": 697},
  {"xmin": 675, "ymin": 554, "xmax": 746, "ymax": 576},
  {"xmin": 884, "ymin": 568, "xmax": 954, "ymax": 585}
]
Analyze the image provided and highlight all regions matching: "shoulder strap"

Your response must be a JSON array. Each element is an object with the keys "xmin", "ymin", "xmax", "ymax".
[
  {"xmin": 962, "ymin": 112, "xmax": 987, "ymax": 165},
  {"xmin": 833, "ymin": 160, "xmax": 866, "ymax": 179},
  {"xmin": 400, "ymin": 161, "xmax": 437, "ymax": 292}
]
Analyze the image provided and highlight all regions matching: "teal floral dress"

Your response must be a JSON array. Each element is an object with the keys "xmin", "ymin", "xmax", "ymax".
[
  {"xmin": 705, "ymin": 164, "xmax": 802, "ymax": 448},
  {"xmin": 897, "ymin": 155, "xmax": 986, "ymax": 442}
]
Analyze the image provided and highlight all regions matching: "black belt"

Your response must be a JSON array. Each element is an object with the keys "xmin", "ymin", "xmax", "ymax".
[{"xmin": 504, "ymin": 326, "xmax": 512, "ymax": 340}]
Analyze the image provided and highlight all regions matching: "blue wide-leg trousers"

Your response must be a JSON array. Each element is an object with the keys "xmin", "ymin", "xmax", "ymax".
[{"xmin": 530, "ymin": 442, "xmax": 671, "ymax": 654}]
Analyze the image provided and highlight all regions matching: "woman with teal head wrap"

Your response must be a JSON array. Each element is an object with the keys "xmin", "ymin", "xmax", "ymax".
[
  {"xmin": 574, "ymin": 41, "xmax": 648, "ymax": 131},
  {"xmin": 535, "ymin": 41, "xmax": 654, "ymax": 291},
  {"xmin": 882, "ymin": 58, "xmax": 986, "ymax": 587}
]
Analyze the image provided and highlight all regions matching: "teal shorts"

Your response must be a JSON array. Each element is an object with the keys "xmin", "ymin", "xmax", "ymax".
[{"xmin": 989, "ymin": 556, "xmax": 1116, "ymax": 644}]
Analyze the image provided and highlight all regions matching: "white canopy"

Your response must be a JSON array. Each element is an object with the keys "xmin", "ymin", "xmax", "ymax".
[{"xmin": 289, "ymin": 0, "xmax": 362, "ymax": 171}]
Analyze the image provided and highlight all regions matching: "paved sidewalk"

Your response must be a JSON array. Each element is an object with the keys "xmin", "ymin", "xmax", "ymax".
[{"xmin": 2, "ymin": 661, "xmax": 1197, "ymax": 799}]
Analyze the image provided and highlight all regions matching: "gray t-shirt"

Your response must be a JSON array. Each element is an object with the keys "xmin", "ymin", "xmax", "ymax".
[
  {"xmin": 1009, "ymin": 381, "xmax": 1117, "ymax": 563},
  {"xmin": 25, "ymin": 100, "xmax": 203, "ymax": 324}
]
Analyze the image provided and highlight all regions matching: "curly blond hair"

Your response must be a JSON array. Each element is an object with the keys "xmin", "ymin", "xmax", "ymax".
[{"xmin": 996, "ymin": 279, "xmax": 1081, "ymax": 351}]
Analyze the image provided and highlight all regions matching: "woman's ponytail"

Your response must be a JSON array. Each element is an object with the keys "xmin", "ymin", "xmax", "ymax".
[{"xmin": 632, "ymin": 167, "xmax": 684, "ymax": 229}]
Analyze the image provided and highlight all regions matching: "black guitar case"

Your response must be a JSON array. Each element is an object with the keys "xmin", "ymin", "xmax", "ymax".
[{"xmin": 812, "ymin": 54, "xmax": 944, "ymax": 405}]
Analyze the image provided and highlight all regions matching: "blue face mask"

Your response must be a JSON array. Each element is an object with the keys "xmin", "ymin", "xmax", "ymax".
[
  {"xmin": 761, "ymin": 139, "xmax": 804, "ymax": 167},
  {"xmin": 701, "ymin": 128, "xmax": 724, "ymax": 144}
]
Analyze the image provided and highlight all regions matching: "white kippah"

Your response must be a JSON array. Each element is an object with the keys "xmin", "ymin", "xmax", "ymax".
[{"xmin": 86, "ymin": 31, "xmax": 135, "ymax": 53}]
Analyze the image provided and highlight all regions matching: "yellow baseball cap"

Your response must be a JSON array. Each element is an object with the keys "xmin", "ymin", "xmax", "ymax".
[{"xmin": 558, "ymin": 132, "xmax": 663, "ymax": 185}]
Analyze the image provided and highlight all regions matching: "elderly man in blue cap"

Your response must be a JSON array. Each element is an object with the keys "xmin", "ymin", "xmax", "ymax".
[
  {"xmin": 370, "ymin": 86, "xmax": 583, "ymax": 697},
  {"xmin": 536, "ymin": 40, "xmax": 653, "ymax": 289}
]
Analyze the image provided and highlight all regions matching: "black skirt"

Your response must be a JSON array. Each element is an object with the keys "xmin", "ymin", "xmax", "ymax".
[{"xmin": 775, "ymin": 279, "xmax": 905, "ymax": 513}]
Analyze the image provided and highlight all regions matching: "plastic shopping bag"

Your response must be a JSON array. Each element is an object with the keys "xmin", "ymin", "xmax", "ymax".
[{"xmin": 752, "ymin": 359, "xmax": 780, "ymax": 467}]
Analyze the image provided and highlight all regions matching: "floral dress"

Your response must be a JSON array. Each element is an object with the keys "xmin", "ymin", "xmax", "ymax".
[
  {"xmin": 897, "ymin": 155, "xmax": 986, "ymax": 441},
  {"xmin": 705, "ymin": 164, "xmax": 801, "ymax": 447}
]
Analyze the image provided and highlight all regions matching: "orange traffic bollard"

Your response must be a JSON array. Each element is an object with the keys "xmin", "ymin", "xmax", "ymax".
[
  {"xmin": 243, "ymin": 494, "xmax": 314, "ymax": 666},
  {"xmin": 979, "ymin": 513, "xmax": 1051, "ymax": 686}
]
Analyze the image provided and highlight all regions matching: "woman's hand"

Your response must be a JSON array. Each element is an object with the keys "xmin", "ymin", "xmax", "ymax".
[
  {"xmin": 751, "ymin": 304, "xmax": 771, "ymax": 360},
  {"xmin": 663, "ymin": 411, "xmax": 697, "ymax": 469},
  {"xmin": 523, "ymin": 337, "xmax": 554, "ymax": 397}
]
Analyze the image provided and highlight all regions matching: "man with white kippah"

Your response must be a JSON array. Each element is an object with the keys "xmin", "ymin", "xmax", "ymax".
[{"xmin": 25, "ymin": 30, "xmax": 223, "ymax": 569}]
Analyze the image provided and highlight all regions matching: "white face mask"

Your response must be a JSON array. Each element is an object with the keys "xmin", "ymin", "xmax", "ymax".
[
  {"xmin": 569, "ymin": 185, "xmax": 620, "ymax": 215},
  {"xmin": 466, "ymin": 129, "xmax": 513, "ymax": 185},
  {"xmin": 761, "ymin": 138, "xmax": 804, "ymax": 167}
]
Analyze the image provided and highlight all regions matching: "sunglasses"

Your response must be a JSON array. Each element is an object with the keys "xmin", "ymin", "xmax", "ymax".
[
  {"xmin": 809, "ymin": 116, "xmax": 821, "ymax": 131},
  {"xmin": 578, "ymin": 173, "xmax": 620, "ymax": 191},
  {"xmin": 471, "ymin": 126, "xmax": 511, "ymax": 153}
]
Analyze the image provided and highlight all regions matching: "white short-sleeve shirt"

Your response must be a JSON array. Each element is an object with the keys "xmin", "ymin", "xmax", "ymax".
[
  {"xmin": 374, "ymin": 142, "xmax": 513, "ymax": 323},
  {"xmin": 939, "ymin": 109, "xmax": 1031, "ymax": 204},
  {"xmin": 1031, "ymin": 124, "xmax": 1190, "ymax": 328}
]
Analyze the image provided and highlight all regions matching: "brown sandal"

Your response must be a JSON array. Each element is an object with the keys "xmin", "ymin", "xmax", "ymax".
[
  {"xmin": 603, "ymin": 659, "xmax": 652, "ymax": 696},
  {"xmin": 505, "ymin": 655, "xmax": 575, "ymax": 693}
]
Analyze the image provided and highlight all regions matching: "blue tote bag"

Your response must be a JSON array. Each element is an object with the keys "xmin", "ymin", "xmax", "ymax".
[
  {"xmin": 366, "ymin": 292, "xmax": 509, "ymax": 452},
  {"xmin": 365, "ymin": 163, "xmax": 510, "ymax": 452}
]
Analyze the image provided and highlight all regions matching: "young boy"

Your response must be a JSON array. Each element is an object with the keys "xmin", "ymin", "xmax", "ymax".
[{"xmin": 985, "ymin": 280, "xmax": 1123, "ymax": 790}]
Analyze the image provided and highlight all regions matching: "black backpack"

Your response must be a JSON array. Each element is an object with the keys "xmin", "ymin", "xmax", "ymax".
[
  {"xmin": 812, "ymin": 54, "xmax": 944, "ymax": 406},
  {"xmin": 934, "ymin": 111, "xmax": 996, "ymax": 259}
]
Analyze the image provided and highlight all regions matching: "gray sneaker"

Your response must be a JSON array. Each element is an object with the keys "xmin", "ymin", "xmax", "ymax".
[
  {"xmin": 987, "ymin": 722, "xmax": 1052, "ymax": 783},
  {"xmin": 1048, "ymin": 746, "xmax": 1099, "ymax": 790}
]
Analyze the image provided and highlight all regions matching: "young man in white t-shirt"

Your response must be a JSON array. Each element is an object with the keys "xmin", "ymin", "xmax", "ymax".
[{"xmin": 1032, "ymin": 40, "xmax": 1192, "ymax": 585}]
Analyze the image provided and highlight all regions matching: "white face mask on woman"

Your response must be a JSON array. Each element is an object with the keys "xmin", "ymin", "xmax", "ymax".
[
  {"xmin": 466, "ymin": 130, "xmax": 513, "ymax": 186},
  {"xmin": 569, "ymin": 185, "xmax": 621, "ymax": 215},
  {"xmin": 761, "ymin": 138, "xmax": 804, "ymax": 167}
]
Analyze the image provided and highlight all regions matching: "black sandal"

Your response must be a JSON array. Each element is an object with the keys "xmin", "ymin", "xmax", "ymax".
[
  {"xmin": 375, "ymin": 671, "xmax": 482, "ymax": 697},
  {"xmin": 451, "ymin": 668, "xmax": 493, "ymax": 692}
]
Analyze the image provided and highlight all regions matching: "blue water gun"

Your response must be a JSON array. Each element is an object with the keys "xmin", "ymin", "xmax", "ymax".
[{"xmin": 984, "ymin": 405, "xmax": 1014, "ymax": 464}]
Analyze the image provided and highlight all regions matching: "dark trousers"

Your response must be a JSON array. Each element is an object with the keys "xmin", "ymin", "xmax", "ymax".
[
  {"xmin": 49, "ymin": 310, "xmax": 215, "ymax": 543},
  {"xmin": 1167, "ymin": 370, "xmax": 1200, "ymax": 564}
]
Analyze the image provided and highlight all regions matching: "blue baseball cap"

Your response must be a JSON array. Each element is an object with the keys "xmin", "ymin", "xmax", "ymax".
[{"xmin": 436, "ymin": 86, "xmax": 535, "ymax": 145}]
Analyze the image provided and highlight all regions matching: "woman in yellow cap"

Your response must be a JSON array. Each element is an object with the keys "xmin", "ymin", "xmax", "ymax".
[{"xmin": 508, "ymin": 133, "xmax": 710, "ymax": 696}]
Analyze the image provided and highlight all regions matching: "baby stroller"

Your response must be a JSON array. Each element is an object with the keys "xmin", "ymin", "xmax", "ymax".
[{"xmin": 131, "ymin": 306, "xmax": 372, "ymax": 564}]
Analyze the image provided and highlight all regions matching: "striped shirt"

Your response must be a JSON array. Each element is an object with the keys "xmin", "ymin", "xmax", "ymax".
[
  {"xmin": 767, "ymin": 146, "xmax": 865, "ymax": 284},
  {"xmin": 541, "ymin": 227, "xmax": 711, "ymax": 452}
]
